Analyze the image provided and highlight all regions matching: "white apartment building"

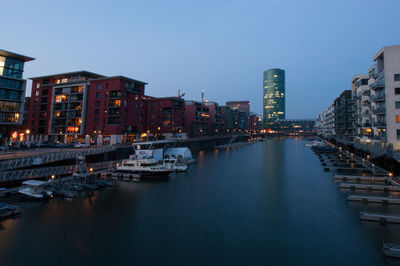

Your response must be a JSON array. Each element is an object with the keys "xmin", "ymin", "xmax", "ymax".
[
  {"xmin": 370, "ymin": 45, "xmax": 400, "ymax": 151},
  {"xmin": 352, "ymin": 74, "xmax": 372, "ymax": 139},
  {"xmin": 317, "ymin": 104, "xmax": 335, "ymax": 139}
]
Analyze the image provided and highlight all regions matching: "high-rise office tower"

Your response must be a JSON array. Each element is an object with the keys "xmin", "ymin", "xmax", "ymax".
[{"xmin": 263, "ymin": 68, "xmax": 285, "ymax": 125}]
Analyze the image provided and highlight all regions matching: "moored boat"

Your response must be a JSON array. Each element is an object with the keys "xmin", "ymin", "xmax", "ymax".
[
  {"xmin": 18, "ymin": 180, "xmax": 53, "ymax": 200},
  {"xmin": 116, "ymin": 157, "xmax": 173, "ymax": 180}
]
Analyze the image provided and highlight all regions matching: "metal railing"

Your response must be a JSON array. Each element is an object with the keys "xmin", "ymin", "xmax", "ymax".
[
  {"xmin": 0, "ymin": 145, "xmax": 116, "ymax": 172},
  {"xmin": 0, "ymin": 160, "xmax": 122, "ymax": 183}
]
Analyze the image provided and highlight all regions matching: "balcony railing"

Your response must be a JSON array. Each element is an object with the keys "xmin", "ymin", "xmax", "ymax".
[
  {"xmin": 374, "ymin": 121, "xmax": 386, "ymax": 127},
  {"xmin": 363, "ymin": 122, "xmax": 372, "ymax": 127},
  {"xmin": 372, "ymin": 107, "xmax": 386, "ymax": 114},
  {"xmin": 370, "ymin": 78, "xmax": 385, "ymax": 90},
  {"xmin": 362, "ymin": 101, "xmax": 370, "ymax": 106},
  {"xmin": 371, "ymin": 93, "xmax": 385, "ymax": 102}
]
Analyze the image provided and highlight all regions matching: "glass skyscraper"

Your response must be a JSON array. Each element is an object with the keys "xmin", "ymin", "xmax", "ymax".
[{"xmin": 263, "ymin": 68, "xmax": 285, "ymax": 126}]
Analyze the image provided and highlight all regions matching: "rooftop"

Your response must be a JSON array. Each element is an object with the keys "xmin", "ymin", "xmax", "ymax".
[
  {"xmin": 0, "ymin": 49, "xmax": 35, "ymax": 62},
  {"xmin": 30, "ymin": 70, "xmax": 105, "ymax": 80}
]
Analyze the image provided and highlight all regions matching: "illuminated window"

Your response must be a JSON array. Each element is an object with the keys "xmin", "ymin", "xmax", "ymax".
[
  {"xmin": 396, "ymin": 115, "xmax": 400, "ymax": 123},
  {"xmin": 62, "ymin": 78, "xmax": 68, "ymax": 83},
  {"xmin": 274, "ymin": 75, "xmax": 278, "ymax": 78}
]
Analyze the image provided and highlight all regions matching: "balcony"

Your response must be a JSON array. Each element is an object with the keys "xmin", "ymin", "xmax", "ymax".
[
  {"xmin": 362, "ymin": 101, "xmax": 370, "ymax": 106},
  {"xmin": 363, "ymin": 122, "xmax": 372, "ymax": 127},
  {"xmin": 371, "ymin": 93, "xmax": 385, "ymax": 102},
  {"xmin": 374, "ymin": 121, "xmax": 386, "ymax": 128},
  {"xmin": 370, "ymin": 78, "xmax": 384, "ymax": 90},
  {"xmin": 372, "ymin": 107, "xmax": 386, "ymax": 114},
  {"xmin": 362, "ymin": 90, "xmax": 371, "ymax": 96}
]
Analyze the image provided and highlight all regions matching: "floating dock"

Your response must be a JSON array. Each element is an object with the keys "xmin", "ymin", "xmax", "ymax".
[
  {"xmin": 360, "ymin": 212, "xmax": 400, "ymax": 224},
  {"xmin": 339, "ymin": 183, "xmax": 400, "ymax": 192},
  {"xmin": 333, "ymin": 175, "xmax": 390, "ymax": 183},
  {"xmin": 348, "ymin": 195, "xmax": 400, "ymax": 205}
]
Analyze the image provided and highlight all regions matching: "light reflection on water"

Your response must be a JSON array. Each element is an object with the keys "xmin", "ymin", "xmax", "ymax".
[{"xmin": 0, "ymin": 138, "xmax": 399, "ymax": 266}]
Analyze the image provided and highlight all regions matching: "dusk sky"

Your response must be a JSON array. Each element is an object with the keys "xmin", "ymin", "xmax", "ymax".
[{"xmin": 2, "ymin": 0, "xmax": 400, "ymax": 119}]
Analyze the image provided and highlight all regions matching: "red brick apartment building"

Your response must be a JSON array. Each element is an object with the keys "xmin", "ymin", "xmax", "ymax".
[
  {"xmin": 27, "ymin": 71, "xmax": 146, "ymax": 144},
  {"xmin": 143, "ymin": 97, "xmax": 186, "ymax": 140},
  {"xmin": 184, "ymin": 101, "xmax": 209, "ymax": 137}
]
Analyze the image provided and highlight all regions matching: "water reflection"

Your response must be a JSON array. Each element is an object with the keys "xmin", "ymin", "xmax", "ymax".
[{"xmin": 0, "ymin": 138, "xmax": 397, "ymax": 265}]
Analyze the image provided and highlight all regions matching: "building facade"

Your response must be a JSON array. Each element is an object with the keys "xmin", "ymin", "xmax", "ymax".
[
  {"xmin": 27, "ymin": 71, "xmax": 147, "ymax": 144},
  {"xmin": 352, "ymin": 74, "xmax": 372, "ymax": 139},
  {"xmin": 226, "ymin": 101, "xmax": 250, "ymax": 113},
  {"xmin": 0, "ymin": 49, "xmax": 34, "ymax": 142},
  {"xmin": 263, "ymin": 68, "xmax": 285, "ymax": 126},
  {"xmin": 143, "ymin": 97, "xmax": 186, "ymax": 140},
  {"xmin": 334, "ymin": 90, "xmax": 354, "ymax": 145},
  {"xmin": 184, "ymin": 101, "xmax": 209, "ymax": 137}
]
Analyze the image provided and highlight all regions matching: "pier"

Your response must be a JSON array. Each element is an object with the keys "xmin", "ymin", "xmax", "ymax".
[
  {"xmin": 360, "ymin": 212, "xmax": 400, "ymax": 224},
  {"xmin": 338, "ymin": 183, "xmax": 400, "ymax": 192},
  {"xmin": 348, "ymin": 195, "xmax": 400, "ymax": 205},
  {"xmin": 333, "ymin": 175, "xmax": 390, "ymax": 184}
]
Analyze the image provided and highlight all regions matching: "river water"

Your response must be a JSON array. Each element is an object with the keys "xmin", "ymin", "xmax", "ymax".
[{"xmin": 1, "ymin": 138, "xmax": 400, "ymax": 266}]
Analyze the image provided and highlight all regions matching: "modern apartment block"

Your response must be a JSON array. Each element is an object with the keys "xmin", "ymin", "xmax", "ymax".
[
  {"xmin": 370, "ymin": 45, "xmax": 400, "ymax": 149},
  {"xmin": 316, "ymin": 104, "xmax": 335, "ymax": 139},
  {"xmin": 205, "ymin": 101, "xmax": 221, "ymax": 135},
  {"xmin": 184, "ymin": 101, "xmax": 209, "ymax": 137},
  {"xmin": 334, "ymin": 90, "xmax": 354, "ymax": 145},
  {"xmin": 318, "ymin": 44, "xmax": 400, "ymax": 158},
  {"xmin": 352, "ymin": 74, "xmax": 372, "ymax": 139},
  {"xmin": 0, "ymin": 49, "xmax": 34, "ymax": 141},
  {"xmin": 263, "ymin": 68, "xmax": 285, "ymax": 125},
  {"xmin": 143, "ymin": 97, "xmax": 186, "ymax": 140},
  {"xmin": 28, "ymin": 71, "xmax": 147, "ymax": 144},
  {"xmin": 226, "ymin": 101, "xmax": 250, "ymax": 113}
]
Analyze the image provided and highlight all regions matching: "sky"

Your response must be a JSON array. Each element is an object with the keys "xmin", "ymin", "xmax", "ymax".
[{"xmin": 2, "ymin": 0, "xmax": 400, "ymax": 119}]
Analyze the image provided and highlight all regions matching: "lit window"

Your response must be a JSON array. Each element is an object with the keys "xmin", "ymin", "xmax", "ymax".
[
  {"xmin": 35, "ymin": 91, "xmax": 40, "ymax": 96},
  {"xmin": 396, "ymin": 115, "xmax": 400, "ymax": 123}
]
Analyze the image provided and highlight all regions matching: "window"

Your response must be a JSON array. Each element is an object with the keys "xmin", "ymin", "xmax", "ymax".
[
  {"xmin": 95, "ymin": 101, "xmax": 100, "ymax": 107},
  {"xmin": 96, "ymin": 84, "xmax": 102, "ymax": 90},
  {"xmin": 35, "ymin": 91, "xmax": 40, "ymax": 96},
  {"xmin": 396, "ymin": 102, "xmax": 400, "ymax": 109},
  {"xmin": 395, "ymin": 74, "xmax": 400, "ymax": 82},
  {"xmin": 398, "ymin": 129, "xmax": 400, "ymax": 140},
  {"xmin": 396, "ymin": 88, "xmax": 400, "ymax": 95},
  {"xmin": 397, "ymin": 115, "xmax": 400, "ymax": 123},
  {"xmin": 96, "ymin": 92, "xmax": 101, "ymax": 98},
  {"xmin": 36, "ymin": 83, "xmax": 40, "ymax": 89},
  {"xmin": 94, "ymin": 109, "xmax": 99, "ymax": 115},
  {"xmin": 34, "ymin": 98, "xmax": 38, "ymax": 102}
]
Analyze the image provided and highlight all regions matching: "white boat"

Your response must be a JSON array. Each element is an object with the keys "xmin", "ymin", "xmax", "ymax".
[
  {"xmin": 164, "ymin": 147, "xmax": 195, "ymax": 164},
  {"xmin": 18, "ymin": 180, "xmax": 53, "ymax": 200},
  {"xmin": 382, "ymin": 243, "xmax": 400, "ymax": 258},
  {"xmin": 116, "ymin": 156, "xmax": 173, "ymax": 180},
  {"xmin": 163, "ymin": 158, "xmax": 188, "ymax": 172}
]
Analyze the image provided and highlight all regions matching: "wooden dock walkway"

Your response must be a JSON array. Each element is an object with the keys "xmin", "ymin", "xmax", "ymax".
[
  {"xmin": 348, "ymin": 195, "xmax": 400, "ymax": 205},
  {"xmin": 333, "ymin": 175, "xmax": 389, "ymax": 183},
  {"xmin": 339, "ymin": 183, "xmax": 400, "ymax": 192},
  {"xmin": 360, "ymin": 212, "xmax": 400, "ymax": 224}
]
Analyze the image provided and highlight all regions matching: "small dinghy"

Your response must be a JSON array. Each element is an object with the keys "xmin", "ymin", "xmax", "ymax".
[{"xmin": 382, "ymin": 243, "xmax": 400, "ymax": 258}]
